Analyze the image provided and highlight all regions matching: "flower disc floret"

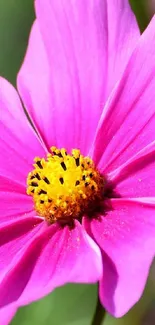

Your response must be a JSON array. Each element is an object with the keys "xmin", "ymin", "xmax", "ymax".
[{"xmin": 27, "ymin": 146, "xmax": 105, "ymax": 224}]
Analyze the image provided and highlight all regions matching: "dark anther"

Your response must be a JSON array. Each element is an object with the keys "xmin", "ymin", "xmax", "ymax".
[
  {"xmin": 61, "ymin": 161, "xmax": 67, "ymax": 171},
  {"xmin": 89, "ymin": 173, "xmax": 93, "ymax": 178},
  {"xmin": 82, "ymin": 175, "xmax": 86, "ymax": 181},
  {"xmin": 35, "ymin": 173, "xmax": 41, "ymax": 180},
  {"xmin": 85, "ymin": 182, "xmax": 89, "ymax": 187},
  {"xmin": 48, "ymin": 199, "xmax": 52, "ymax": 203},
  {"xmin": 75, "ymin": 180, "xmax": 80, "ymax": 186},
  {"xmin": 36, "ymin": 160, "xmax": 43, "ymax": 169},
  {"xmin": 30, "ymin": 175, "xmax": 35, "ymax": 180},
  {"xmin": 31, "ymin": 189, "xmax": 35, "ymax": 193},
  {"xmin": 40, "ymin": 200, "xmax": 44, "ymax": 204},
  {"xmin": 81, "ymin": 164, "xmax": 84, "ymax": 168},
  {"xmin": 59, "ymin": 177, "xmax": 64, "ymax": 184},
  {"xmin": 43, "ymin": 177, "xmax": 50, "ymax": 184},
  {"xmin": 31, "ymin": 182, "xmax": 38, "ymax": 187},
  {"xmin": 53, "ymin": 206, "xmax": 57, "ymax": 210},
  {"xmin": 91, "ymin": 185, "xmax": 95, "ymax": 190},
  {"xmin": 57, "ymin": 152, "xmax": 63, "ymax": 158},
  {"xmin": 75, "ymin": 157, "xmax": 80, "ymax": 167},
  {"xmin": 38, "ymin": 189, "xmax": 47, "ymax": 195}
]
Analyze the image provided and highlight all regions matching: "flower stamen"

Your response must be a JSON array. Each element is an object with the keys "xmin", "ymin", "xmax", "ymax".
[{"xmin": 27, "ymin": 147, "xmax": 105, "ymax": 225}]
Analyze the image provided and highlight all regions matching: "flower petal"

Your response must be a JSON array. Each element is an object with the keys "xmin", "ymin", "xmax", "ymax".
[
  {"xmin": 92, "ymin": 16, "xmax": 155, "ymax": 172},
  {"xmin": 18, "ymin": 0, "xmax": 139, "ymax": 154},
  {"xmin": 0, "ymin": 304, "xmax": 17, "ymax": 325},
  {"xmin": 87, "ymin": 198, "xmax": 155, "ymax": 316},
  {"xmin": 0, "ymin": 221, "xmax": 102, "ymax": 307},
  {"xmin": 0, "ymin": 77, "xmax": 46, "ymax": 186},
  {"xmin": 109, "ymin": 141, "xmax": 155, "ymax": 198},
  {"xmin": 101, "ymin": 0, "xmax": 140, "ymax": 98},
  {"xmin": 0, "ymin": 216, "xmax": 42, "ymax": 285},
  {"xmin": 0, "ymin": 176, "xmax": 36, "ymax": 223},
  {"xmin": 17, "ymin": 21, "xmax": 51, "ymax": 150}
]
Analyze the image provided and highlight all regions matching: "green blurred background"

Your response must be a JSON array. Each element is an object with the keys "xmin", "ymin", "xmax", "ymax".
[{"xmin": 0, "ymin": 0, "xmax": 155, "ymax": 324}]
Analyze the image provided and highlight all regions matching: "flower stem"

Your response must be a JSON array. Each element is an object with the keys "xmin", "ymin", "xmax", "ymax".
[{"xmin": 91, "ymin": 295, "xmax": 106, "ymax": 325}]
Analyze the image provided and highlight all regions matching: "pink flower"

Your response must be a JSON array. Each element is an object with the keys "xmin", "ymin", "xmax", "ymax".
[{"xmin": 1, "ymin": 0, "xmax": 155, "ymax": 323}]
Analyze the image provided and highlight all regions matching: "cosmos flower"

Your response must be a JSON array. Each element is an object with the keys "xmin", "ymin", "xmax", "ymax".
[{"xmin": 1, "ymin": 0, "xmax": 155, "ymax": 323}]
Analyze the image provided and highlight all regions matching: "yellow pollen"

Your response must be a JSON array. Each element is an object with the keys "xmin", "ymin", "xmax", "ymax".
[{"xmin": 27, "ymin": 147, "xmax": 105, "ymax": 225}]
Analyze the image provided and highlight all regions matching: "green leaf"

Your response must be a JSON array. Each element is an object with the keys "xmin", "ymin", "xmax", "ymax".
[
  {"xmin": 0, "ymin": 0, "xmax": 34, "ymax": 85},
  {"xmin": 130, "ymin": 0, "xmax": 150, "ymax": 31},
  {"xmin": 11, "ymin": 284, "xmax": 97, "ymax": 325}
]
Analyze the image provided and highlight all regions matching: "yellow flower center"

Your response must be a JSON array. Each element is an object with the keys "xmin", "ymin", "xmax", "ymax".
[{"xmin": 27, "ymin": 146, "xmax": 105, "ymax": 225}]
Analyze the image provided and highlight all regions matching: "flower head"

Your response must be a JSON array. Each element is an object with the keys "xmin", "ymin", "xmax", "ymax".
[
  {"xmin": 1, "ymin": 0, "xmax": 155, "ymax": 323},
  {"xmin": 27, "ymin": 147, "xmax": 105, "ymax": 224}
]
